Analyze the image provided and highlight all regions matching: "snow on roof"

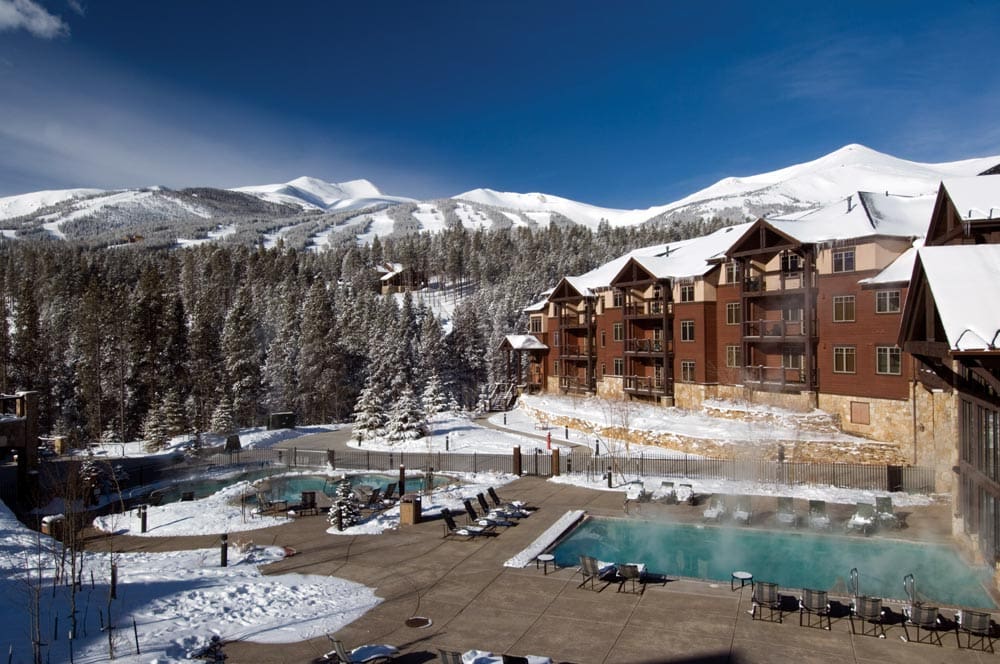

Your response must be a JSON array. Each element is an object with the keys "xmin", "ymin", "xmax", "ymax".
[
  {"xmin": 503, "ymin": 334, "xmax": 548, "ymax": 350},
  {"xmin": 769, "ymin": 191, "xmax": 934, "ymax": 243},
  {"xmin": 377, "ymin": 262, "xmax": 404, "ymax": 280},
  {"xmin": 942, "ymin": 175, "xmax": 1000, "ymax": 220},
  {"xmin": 630, "ymin": 222, "xmax": 754, "ymax": 279},
  {"xmin": 859, "ymin": 239, "xmax": 923, "ymax": 286},
  {"xmin": 523, "ymin": 298, "xmax": 548, "ymax": 313},
  {"xmin": 919, "ymin": 244, "xmax": 1000, "ymax": 351}
]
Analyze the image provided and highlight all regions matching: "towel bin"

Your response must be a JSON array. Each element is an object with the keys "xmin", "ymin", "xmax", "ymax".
[{"xmin": 400, "ymin": 493, "xmax": 422, "ymax": 525}]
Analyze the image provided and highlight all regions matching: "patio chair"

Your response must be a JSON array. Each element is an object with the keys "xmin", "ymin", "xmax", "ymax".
[
  {"xmin": 751, "ymin": 581, "xmax": 783, "ymax": 622},
  {"xmin": 799, "ymin": 588, "xmax": 831, "ymax": 630},
  {"xmin": 902, "ymin": 603, "xmax": 944, "ymax": 645},
  {"xmin": 775, "ymin": 496, "xmax": 797, "ymax": 527},
  {"xmin": 702, "ymin": 494, "xmax": 726, "ymax": 522},
  {"xmin": 616, "ymin": 563, "xmax": 645, "ymax": 594},
  {"xmin": 807, "ymin": 500, "xmax": 831, "ymax": 530},
  {"xmin": 875, "ymin": 496, "xmax": 901, "ymax": 529},
  {"xmin": 463, "ymin": 498, "xmax": 515, "ymax": 527},
  {"xmin": 382, "ymin": 482, "xmax": 398, "ymax": 503},
  {"xmin": 677, "ymin": 483, "xmax": 695, "ymax": 504},
  {"xmin": 327, "ymin": 637, "xmax": 399, "ymax": 663},
  {"xmin": 846, "ymin": 503, "xmax": 876, "ymax": 535},
  {"xmin": 849, "ymin": 595, "xmax": 886, "ymax": 638},
  {"xmin": 487, "ymin": 487, "xmax": 533, "ymax": 514},
  {"xmin": 360, "ymin": 487, "xmax": 384, "ymax": 511},
  {"xmin": 254, "ymin": 491, "xmax": 288, "ymax": 516},
  {"xmin": 957, "ymin": 609, "xmax": 995, "ymax": 652},
  {"xmin": 733, "ymin": 495, "xmax": 752, "ymax": 525},
  {"xmin": 479, "ymin": 492, "xmax": 525, "ymax": 519},
  {"xmin": 654, "ymin": 480, "xmax": 677, "ymax": 504},
  {"xmin": 438, "ymin": 650, "xmax": 463, "ymax": 664},
  {"xmin": 577, "ymin": 555, "xmax": 617, "ymax": 590},
  {"xmin": 441, "ymin": 508, "xmax": 496, "ymax": 539}
]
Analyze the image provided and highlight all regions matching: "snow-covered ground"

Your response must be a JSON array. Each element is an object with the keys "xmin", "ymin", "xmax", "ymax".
[{"xmin": 0, "ymin": 500, "xmax": 381, "ymax": 664}]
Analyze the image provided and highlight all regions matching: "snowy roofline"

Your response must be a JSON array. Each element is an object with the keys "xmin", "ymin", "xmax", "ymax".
[
  {"xmin": 918, "ymin": 244, "xmax": 1000, "ymax": 351},
  {"xmin": 942, "ymin": 175, "xmax": 1000, "ymax": 220}
]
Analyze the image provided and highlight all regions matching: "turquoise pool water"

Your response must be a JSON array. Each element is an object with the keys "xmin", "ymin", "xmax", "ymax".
[
  {"xmin": 148, "ymin": 467, "xmax": 277, "ymax": 504},
  {"xmin": 258, "ymin": 472, "xmax": 452, "ymax": 503},
  {"xmin": 552, "ymin": 516, "xmax": 996, "ymax": 609}
]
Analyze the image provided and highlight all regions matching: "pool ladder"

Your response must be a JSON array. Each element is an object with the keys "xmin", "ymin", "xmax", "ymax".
[
  {"xmin": 849, "ymin": 567, "xmax": 860, "ymax": 597},
  {"xmin": 903, "ymin": 573, "xmax": 916, "ymax": 604}
]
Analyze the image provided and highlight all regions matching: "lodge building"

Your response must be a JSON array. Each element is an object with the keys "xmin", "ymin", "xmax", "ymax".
[{"xmin": 510, "ymin": 174, "xmax": 1000, "ymax": 565}]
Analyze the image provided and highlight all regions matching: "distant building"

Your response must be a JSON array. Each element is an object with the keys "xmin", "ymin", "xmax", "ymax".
[{"xmin": 377, "ymin": 262, "xmax": 427, "ymax": 295}]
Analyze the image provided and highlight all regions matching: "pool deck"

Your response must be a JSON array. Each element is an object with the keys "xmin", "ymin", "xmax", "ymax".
[{"xmin": 91, "ymin": 477, "xmax": 999, "ymax": 664}]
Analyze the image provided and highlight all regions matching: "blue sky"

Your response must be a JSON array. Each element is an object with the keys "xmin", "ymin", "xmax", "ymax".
[{"xmin": 1, "ymin": 0, "xmax": 997, "ymax": 207}]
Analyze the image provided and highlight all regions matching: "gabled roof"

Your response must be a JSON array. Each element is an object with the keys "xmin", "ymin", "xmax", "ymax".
[
  {"xmin": 500, "ymin": 334, "xmax": 548, "ymax": 351},
  {"xmin": 624, "ymin": 223, "xmax": 753, "ymax": 280},
  {"xmin": 941, "ymin": 175, "xmax": 1000, "ymax": 220},
  {"xmin": 859, "ymin": 240, "xmax": 923, "ymax": 287},
  {"xmin": 522, "ymin": 298, "xmax": 548, "ymax": 313},
  {"xmin": 768, "ymin": 191, "xmax": 934, "ymax": 243},
  {"xmin": 917, "ymin": 245, "xmax": 1000, "ymax": 351}
]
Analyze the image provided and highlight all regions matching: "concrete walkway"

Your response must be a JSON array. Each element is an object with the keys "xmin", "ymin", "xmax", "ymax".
[{"xmin": 89, "ymin": 477, "xmax": 993, "ymax": 664}]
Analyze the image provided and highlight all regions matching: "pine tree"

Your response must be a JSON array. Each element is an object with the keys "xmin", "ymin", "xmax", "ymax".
[
  {"xmin": 142, "ymin": 404, "xmax": 170, "ymax": 452},
  {"xmin": 210, "ymin": 394, "xmax": 236, "ymax": 435},
  {"xmin": 222, "ymin": 284, "xmax": 262, "ymax": 426},
  {"xmin": 328, "ymin": 478, "xmax": 362, "ymax": 530},
  {"xmin": 385, "ymin": 385, "xmax": 424, "ymax": 443},
  {"xmin": 352, "ymin": 375, "xmax": 385, "ymax": 440},
  {"xmin": 421, "ymin": 371, "xmax": 448, "ymax": 419},
  {"xmin": 262, "ymin": 282, "xmax": 300, "ymax": 413},
  {"xmin": 159, "ymin": 389, "xmax": 189, "ymax": 437}
]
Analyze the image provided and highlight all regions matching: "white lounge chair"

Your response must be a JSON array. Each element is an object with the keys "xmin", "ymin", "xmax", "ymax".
[{"xmin": 326, "ymin": 637, "xmax": 398, "ymax": 663}]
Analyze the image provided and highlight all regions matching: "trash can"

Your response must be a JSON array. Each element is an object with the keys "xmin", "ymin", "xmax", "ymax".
[
  {"xmin": 41, "ymin": 514, "xmax": 65, "ymax": 540},
  {"xmin": 399, "ymin": 494, "xmax": 422, "ymax": 525}
]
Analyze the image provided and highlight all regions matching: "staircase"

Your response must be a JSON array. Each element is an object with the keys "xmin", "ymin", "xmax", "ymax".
[{"xmin": 485, "ymin": 382, "xmax": 518, "ymax": 411}]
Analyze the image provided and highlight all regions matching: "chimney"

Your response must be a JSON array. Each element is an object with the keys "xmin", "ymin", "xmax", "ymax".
[{"xmin": 846, "ymin": 195, "xmax": 854, "ymax": 212}]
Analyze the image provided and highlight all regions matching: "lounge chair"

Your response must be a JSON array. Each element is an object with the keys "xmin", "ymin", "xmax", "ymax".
[
  {"xmin": 751, "ymin": 581, "xmax": 783, "ymax": 622},
  {"xmin": 438, "ymin": 650, "xmax": 463, "ymax": 664},
  {"xmin": 807, "ymin": 500, "xmax": 831, "ymax": 530},
  {"xmin": 254, "ymin": 491, "xmax": 288, "ymax": 516},
  {"xmin": 577, "ymin": 555, "xmax": 617, "ymax": 590},
  {"xmin": 441, "ymin": 508, "xmax": 496, "ymax": 539},
  {"xmin": 775, "ymin": 496, "xmax": 797, "ymax": 527},
  {"xmin": 846, "ymin": 503, "xmax": 876, "ymax": 535},
  {"xmin": 382, "ymin": 482, "xmax": 398, "ymax": 503},
  {"xmin": 799, "ymin": 588, "xmax": 831, "ymax": 630},
  {"xmin": 875, "ymin": 496, "xmax": 900, "ymax": 529},
  {"xmin": 733, "ymin": 495, "xmax": 752, "ymax": 525},
  {"xmin": 616, "ymin": 563, "xmax": 645, "ymax": 594},
  {"xmin": 360, "ymin": 487, "xmax": 384, "ymax": 511},
  {"xmin": 702, "ymin": 495, "xmax": 726, "ymax": 522},
  {"xmin": 478, "ymin": 492, "xmax": 526, "ymax": 519},
  {"xmin": 902, "ymin": 604, "xmax": 944, "ymax": 645},
  {"xmin": 487, "ymin": 487, "xmax": 532, "ymax": 514},
  {"xmin": 463, "ymin": 497, "xmax": 515, "ymax": 527},
  {"xmin": 849, "ymin": 595, "xmax": 886, "ymax": 638},
  {"xmin": 654, "ymin": 481, "xmax": 677, "ymax": 504},
  {"xmin": 327, "ymin": 637, "xmax": 398, "ymax": 663},
  {"xmin": 677, "ymin": 483, "xmax": 695, "ymax": 504},
  {"xmin": 957, "ymin": 609, "xmax": 995, "ymax": 652}
]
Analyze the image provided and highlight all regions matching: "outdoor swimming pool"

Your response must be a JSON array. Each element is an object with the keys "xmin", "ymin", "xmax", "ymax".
[
  {"xmin": 551, "ymin": 516, "xmax": 996, "ymax": 609},
  {"xmin": 258, "ymin": 472, "xmax": 453, "ymax": 503}
]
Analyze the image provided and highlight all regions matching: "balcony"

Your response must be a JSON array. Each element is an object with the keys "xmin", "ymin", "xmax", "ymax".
[
  {"xmin": 623, "ymin": 302, "xmax": 670, "ymax": 318},
  {"xmin": 625, "ymin": 338, "xmax": 671, "ymax": 354},
  {"xmin": 558, "ymin": 314, "xmax": 592, "ymax": 329},
  {"xmin": 741, "ymin": 365, "xmax": 814, "ymax": 392},
  {"xmin": 559, "ymin": 375, "xmax": 594, "ymax": 394},
  {"xmin": 560, "ymin": 344, "xmax": 593, "ymax": 360},
  {"xmin": 623, "ymin": 375, "xmax": 668, "ymax": 395},
  {"xmin": 742, "ymin": 319, "xmax": 809, "ymax": 339}
]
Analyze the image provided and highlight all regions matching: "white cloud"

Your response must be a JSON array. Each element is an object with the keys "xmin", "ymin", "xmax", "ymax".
[
  {"xmin": 66, "ymin": 0, "xmax": 83, "ymax": 16},
  {"xmin": 0, "ymin": 0, "xmax": 68, "ymax": 38}
]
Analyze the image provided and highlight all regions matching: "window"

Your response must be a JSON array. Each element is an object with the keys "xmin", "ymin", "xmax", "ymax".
[
  {"xmin": 876, "ymin": 290, "xmax": 901, "ymax": 314},
  {"xmin": 833, "ymin": 295, "xmax": 855, "ymax": 322},
  {"xmin": 681, "ymin": 320, "xmax": 695, "ymax": 342},
  {"xmin": 783, "ymin": 352, "xmax": 803, "ymax": 369},
  {"xmin": 681, "ymin": 360, "xmax": 696, "ymax": 382},
  {"xmin": 726, "ymin": 345, "xmax": 742, "ymax": 368},
  {"xmin": 530, "ymin": 316, "xmax": 542, "ymax": 333},
  {"xmin": 781, "ymin": 253, "xmax": 801, "ymax": 272},
  {"xmin": 851, "ymin": 401, "xmax": 871, "ymax": 425},
  {"xmin": 553, "ymin": 360, "xmax": 559, "ymax": 374},
  {"xmin": 553, "ymin": 332, "xmax": 560, "ymax": 347},
  {"xmin": 782, "ymin": 306, "xmax": 802, "ymax": 321},
  {"xmin": 833, "ymin": 346, "xmax": 856, "ymax": 373},
  {"xmin": 876, "ymin": 346, "xmax": 902, "ymax": 375},
  {"xmin": 613, "ymin": 358, "xmax": 623, "ymax": 376},
  {"xmin": 725, "ymin": 261, "xmax": 741, "ymax": 284},
  {"xmin": 679, "ymin": 284, "xmax": 695, "ymax": 302},
  {"xmin": 600, "ymin": 330, "xmax": 606, "ymax": 347},
  {"xmin": 726, "ymin": 302, "xmax": 741, "ymax": 325},
  {"xmin": 600, "ymin": 362, "xmax": 605, "ymax": 378},
  {"xmin": 612, "ymin": 290, "xmax": 623, "ymax": 307},
  {"xmin": 612, "ymin": 322, "xmax": 623, "ymax": 342},
  {"xmin": 833, "ymin": 248, "xmax": 856, "ymax": 273}
]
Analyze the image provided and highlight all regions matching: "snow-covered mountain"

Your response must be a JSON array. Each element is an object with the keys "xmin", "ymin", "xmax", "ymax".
[
  {"xmin": 1, "ymin": 144, "xmax": 997, "ymax": 247},
  {"xmin": 232, "ymin": 176, "xmax": 415, "ymax": 211},
  {"xmin": 455, "ymin": 144, "xmax": 1000, "ymax": 229}
]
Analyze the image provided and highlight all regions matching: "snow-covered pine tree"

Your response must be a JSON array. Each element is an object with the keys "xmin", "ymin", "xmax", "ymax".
[
  {"xmin": 421, "ymin": 371, "xmax": 448, "ymax": 419},
  {"xmin": 385, "ymin": 385, "xmax": 424, "ymax": 443},
  {"xmin": 159, "ymin": 389, "xmax": 189, "ymax": 438},
  {"xmin": 142, "ymin": 404, "xmax": 170, "ymax": 452},
  {"xmin": 352, "ymin": 375, "xmax": 385, "ymax": 441},
  {"xmin": 210, "ymin": 393, "xmax": 236, "ymax": 435},
  {"xmin": 222, "ymin": 284, "xmax": 263, "ymax": 427},
  {"xmin": 328, "ymin": 478, "xmax": 362, "ymax": 530},
  {"xmin": 262, "ymin": 281, "xmax": 300, "ymax": 414}
]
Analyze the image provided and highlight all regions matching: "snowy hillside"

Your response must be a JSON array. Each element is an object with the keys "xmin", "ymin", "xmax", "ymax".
[
  {"xmin": 233, "ymin": 176, "xmax": 415, "ymax": 211},
  {"xmin": 0, "ymin": 187, "xmax": 104, "ymax": 221},
  {"xmin": 456, "ymin": 144, "xmax": 1000, "ymax": 228}
]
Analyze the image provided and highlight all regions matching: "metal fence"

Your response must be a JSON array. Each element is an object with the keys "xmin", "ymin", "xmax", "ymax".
[{"xmin": 183, "ymin": 446, "xmax": 936, "ymax": 494}]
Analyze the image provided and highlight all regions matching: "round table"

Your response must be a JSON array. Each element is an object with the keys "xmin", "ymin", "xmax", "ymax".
[
  {"xmin": 731, "ymin": 570, "xmax": 753, "ymax": 591},
  {"xmin": 536, "ymin": 553, "xmax": 556, "ymax": 574}
]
